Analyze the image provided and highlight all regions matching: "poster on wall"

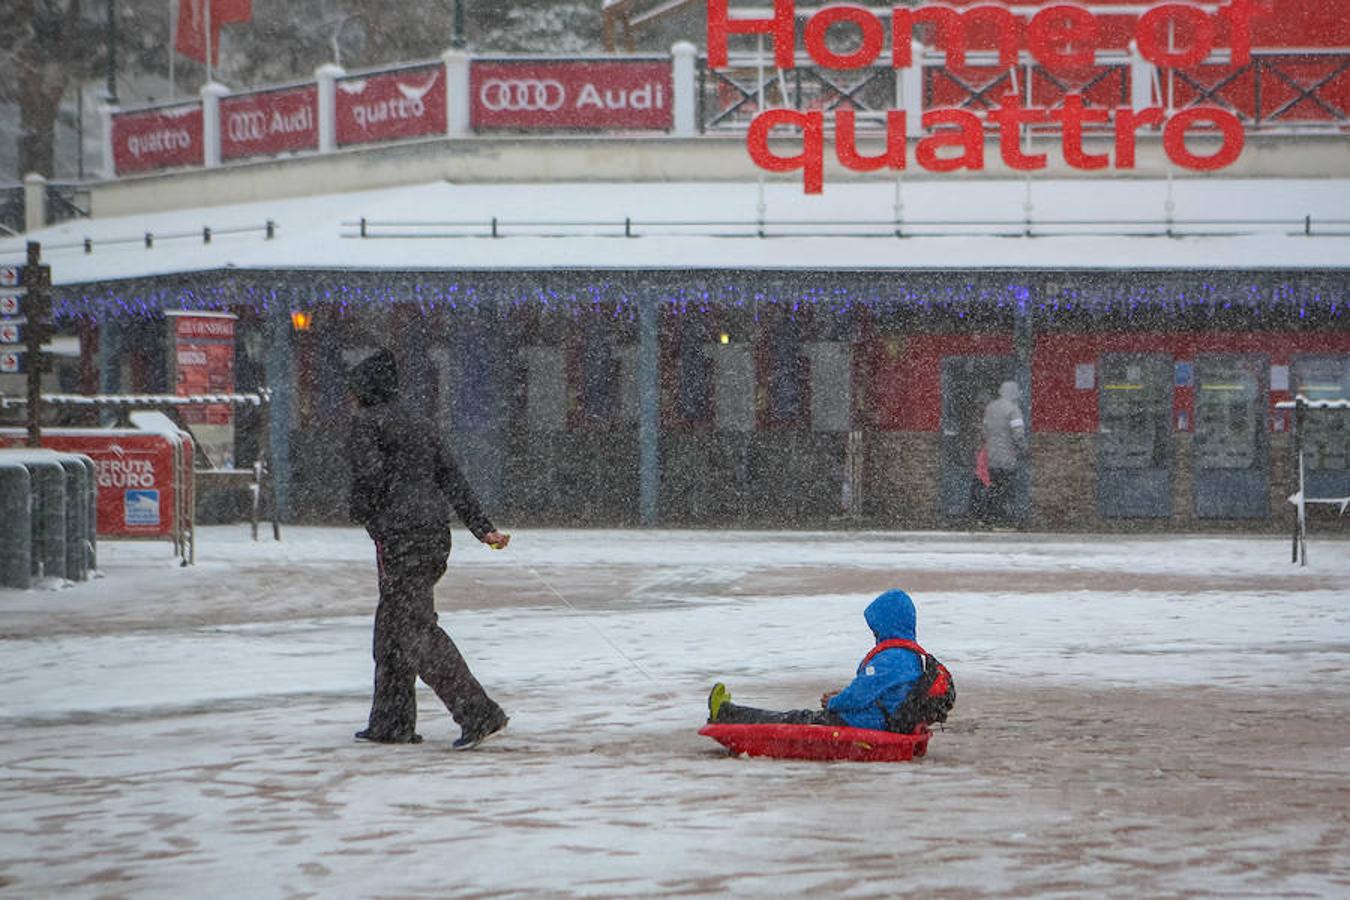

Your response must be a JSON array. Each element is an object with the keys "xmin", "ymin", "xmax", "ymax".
[
  {"xmin": 219, "ymin": 84, "xmax": 319, "ymax": 161},
  {"xmin": 110, "ymin": 104, "xmax": 204, "ymax": 175},
  {"xmin": 166, "ymin": 310, "xmax": 237, "ymax": 468},
  {"xmin": 335, "ymin": 65, "xmax": 447, "ymax": 146},
  {"xmin": 470, "ymin": 59, "xmax": 673, "ymax": 131}
]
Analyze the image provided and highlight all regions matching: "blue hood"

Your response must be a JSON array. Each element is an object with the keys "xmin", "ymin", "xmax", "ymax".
[{"xmin": 864, "ymin": 590, "xmax": 916, "ymax": 642}]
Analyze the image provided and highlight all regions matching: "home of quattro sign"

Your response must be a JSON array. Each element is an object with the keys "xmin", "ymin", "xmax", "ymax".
[{"xmin": 708, "ymin": 0, "xmax": 1260, "ymax": 191}]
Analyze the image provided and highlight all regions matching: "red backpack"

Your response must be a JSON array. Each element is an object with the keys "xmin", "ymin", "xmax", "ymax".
[{"xmin": 861, "ymin": 639, "xmax": 957, "ymax": 733}]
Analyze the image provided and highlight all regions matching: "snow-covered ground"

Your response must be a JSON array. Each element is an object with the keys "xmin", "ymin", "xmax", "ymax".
[{"xmin": 1, "ymin": 527, "xmax": 1348, "ymax": 897}]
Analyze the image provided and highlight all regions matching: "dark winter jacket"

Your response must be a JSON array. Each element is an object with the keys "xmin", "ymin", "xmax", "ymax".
[
  {"xmin": 347, "ymin": 349, "xmax": 494, "ymax": 542},
  {"xmin": 826, "ymin": 590, "xmax": 925, "ymax": 730}
]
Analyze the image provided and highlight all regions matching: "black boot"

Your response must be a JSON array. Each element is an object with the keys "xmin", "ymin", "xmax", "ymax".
[{"xmin": 453, "ymin": 705, "xmax": 509, "ymax": 751}]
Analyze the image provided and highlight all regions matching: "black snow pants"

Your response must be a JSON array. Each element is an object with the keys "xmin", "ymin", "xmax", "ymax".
[
  {"xmin": 715, "ymin": 702, "xmax": 847, "ymax": 728},
  {"xmin": 365, "ymin": 530, "xmax": 500, "ymax": 739}
]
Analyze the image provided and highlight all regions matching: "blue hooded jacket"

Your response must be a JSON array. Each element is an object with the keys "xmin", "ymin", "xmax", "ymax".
[{"xmin": 826, "ymin": 590, "xmax": 924, "ymax": 730}]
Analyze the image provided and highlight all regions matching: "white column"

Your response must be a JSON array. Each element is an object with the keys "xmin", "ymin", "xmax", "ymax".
[
  {"xmin": 1129, "ymin": 41, "xmax": 1155, "ymax": 112},
  {"xmin": 200, "ymin": 81, "xmax": 229, "ymax": 167},
  {"xmin": 22, "ymin": 173, "xmax": 47, "ymax": 233},
  {"xmin": 315, "ymin": 63, "xmax": 345, "ymax": 152},
  {"xmin": 442, "ymin": 48, "xmax": 471, "ymax": 137},
  {"xmin": 99, "ymin": 103, "xmax": 118, "ymax": 179},
  {"xmin": 671, "ymin": 41, "xmax": 697, "ymax": 136},
  {"xmin": 902, "ymin": 40, "xmax": 924, "ymax": 137}
]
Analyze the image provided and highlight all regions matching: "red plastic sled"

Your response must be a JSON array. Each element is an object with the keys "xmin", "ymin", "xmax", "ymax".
[{"xmin": 699, "ymin": 723, "xmax": 931, "ymax": 762}]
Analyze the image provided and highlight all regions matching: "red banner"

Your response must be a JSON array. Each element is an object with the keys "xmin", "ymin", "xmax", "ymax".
[
  {"xmin": 335, "ymin": 65, "xmax": 446, "ymax": 146},
  {"xmin": 111, "ymin": 105, "xmax": 204, "ymax": 175},
  {"xmin": 168, "ymin": 312, "xmax": 236, "ymax": 425},
  {"xmin": 220, "ymin": 85, "xmax": 318, "ymax": 161},
  {"xmin": 0, "ymin": 431, "xmax": 186, "ymax": 539},
  {"xmin": 471, "ymin": 60, "xmax": 673, "ymax": 131}
]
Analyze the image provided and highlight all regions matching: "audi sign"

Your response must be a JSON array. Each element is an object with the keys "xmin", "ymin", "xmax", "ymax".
[
  {"xmin": 220, "ymin": 85, "xmax": 319, "ymax": 161},
  {"xmin": 471, "ymin": 60, "xmax": 673, "ymax": 131}
]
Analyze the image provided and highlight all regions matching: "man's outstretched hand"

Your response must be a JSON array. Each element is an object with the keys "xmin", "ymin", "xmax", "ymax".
[{"xmin": 482, "ymin": 531, "xmax": 511, "ymax": 550}]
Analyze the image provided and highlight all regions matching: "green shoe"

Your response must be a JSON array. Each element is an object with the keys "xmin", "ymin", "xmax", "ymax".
[{"xmin": 708, "ymin": 682, "xmax": 730, "ymax": 722}]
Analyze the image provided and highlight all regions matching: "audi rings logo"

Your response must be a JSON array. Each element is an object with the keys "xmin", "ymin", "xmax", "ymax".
[
  {"xmin": 227, "ymin": 110, "xmax": 268, "ymax": 142},
  {"xmin": 479, "ymin": 79, "xmax": 566, "ymax": 112}
]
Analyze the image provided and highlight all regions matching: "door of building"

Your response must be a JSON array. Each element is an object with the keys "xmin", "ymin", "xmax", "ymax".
[
  {"xmin": 1097, "ymin": 353, "xmax": 1173, "ymax": 518},
  {"xmin": 1193, "ymin": 354, "xmax": 1269, "ymax": 518},
  {"xmin": 940, "ymin": 354, "xmax": 1018, "ymax": 519}
]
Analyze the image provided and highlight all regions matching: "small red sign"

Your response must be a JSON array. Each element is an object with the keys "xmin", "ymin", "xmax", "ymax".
[
  {"xmin": 220, "ymin": 84, "xmax": 319, "ymax": 161},
  {"xmin": 471, "ymin": 60, "xmax": 673, "ymax": 131},
  {"xmin": 111, "ymin": 104, "xmax": 204, "ymax": 175},
  {"xmin": 335, "ymin": 65, "xmax": 446, "ymax": 146},
  {"xmin": 169, "ymin": 313, "xmax": 236, "ymax": 426}
]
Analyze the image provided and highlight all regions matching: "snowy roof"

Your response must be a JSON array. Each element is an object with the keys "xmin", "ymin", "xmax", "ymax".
[{"xmin": 2, "ymin": 178, "xmax": 1348, "ymax": 287}]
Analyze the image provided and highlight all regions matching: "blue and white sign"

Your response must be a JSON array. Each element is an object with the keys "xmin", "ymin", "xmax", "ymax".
[
  {"xmin": 0, "ymin": 351, "xmax": 23, "ymax": 374},
  {"xmin": 124, "ymin": 490, "xmax": 161, "ymax": 526}
]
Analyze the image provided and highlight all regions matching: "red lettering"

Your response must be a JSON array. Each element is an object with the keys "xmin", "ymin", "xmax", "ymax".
[
  {"xmin": 1137, "ymin": 4, "xmax": 1215, "ymax": 69},
  {"xmin": 892, "ymin": 5, "xmax": 1020, "ymax": 69},
  {"xmin": 835, "ymin": 109, "xmax": 907, "ymax": 172},
  {"xmin": 990, "ymin": 95, "xmax": 1049, "ymax": 171},
  {"xmin": 1054, "ymin": 94, "xmax": 1110, "ymax": 170},
  {"xmin": 1028, "ymin": 4, "xmax": 1099, "ymax": 70},
  {"xmin": 747, "ymin": 109, "xmax": 825, "ymax": 193},
  {"xmin": 707, "ymin": 0, "xmax": 796, "ymax": 69},
  {"xmin": 1222, "ymin": 0, "xmax": 1254, "ymax": 67},
  {"xmin": 1114, "ymin": 106, "xmax": 1166, "ymax": 168},
  {"xmin": 1163, "ymin": 107, "xmax": 1245, "ymax": 170},
  {"xmin": 917, "ymin": 109, "xmax": 984, "ymax": 172},
  {"xmin": 805, "ymin": 6, "xmax": 885, "ymax": 70}
]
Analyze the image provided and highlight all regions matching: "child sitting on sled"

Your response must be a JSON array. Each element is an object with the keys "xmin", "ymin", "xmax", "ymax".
[{"xmin": 707, "ymin": 589, "xmax": 955, "ymax": 733}]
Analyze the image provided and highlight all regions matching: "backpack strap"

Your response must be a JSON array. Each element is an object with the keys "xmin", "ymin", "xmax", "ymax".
[{"xmin": 861, "ymin": 638, "xmax": 927, "ymax": 668}]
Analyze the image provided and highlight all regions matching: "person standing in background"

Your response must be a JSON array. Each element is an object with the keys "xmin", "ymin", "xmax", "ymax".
[{"xmin": 981, "ymin": 380, "xmax": 1028, "ymax": 528}]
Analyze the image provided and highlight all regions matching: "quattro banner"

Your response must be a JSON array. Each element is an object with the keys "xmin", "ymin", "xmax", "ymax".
[
  {"xmin": 111, "ymin": 104, "xmax": 204, "ymax": 175},
  {"xmin": 336, "ymin": 65, "xmax": 447, "ymax": 146},
  {"xmin": 471, "ymin": 60, "xmax": 673, "ymax": 131}
]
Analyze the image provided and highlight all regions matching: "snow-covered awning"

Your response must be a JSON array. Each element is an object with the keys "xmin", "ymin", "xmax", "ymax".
[{"xmin": 2, "ymin": 179, "xmax": 1348, "ymax": 288}]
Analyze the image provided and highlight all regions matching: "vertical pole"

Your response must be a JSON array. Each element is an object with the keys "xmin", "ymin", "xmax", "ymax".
[
  {"xmin": 452, "ymin": 0, "xmax": 466, "ymax": 49},
  {"xmin": 169, "ymin": 0, "xmax": 177, "ymax": 99},
  {"xmin": 1014, "ymin": 282, "xmax": 1034, "ymax": 524},
  {"xmin": 204, "ymin": 0, "xmax": 213, "ymax": 85},
  {"xmin": 106, "ymin": 0, "xmax": 118, "ymax": 103},
  {"xmin": 265, "ymin": 300, "xmax": 293, "ymax": 522},
  {"xmin": 637, "ymin": 295, "xmax": 660, "ymax": 525},
  {"xmin": 24, "ymin": 242, "xmax": 48, "ymax": 449}
]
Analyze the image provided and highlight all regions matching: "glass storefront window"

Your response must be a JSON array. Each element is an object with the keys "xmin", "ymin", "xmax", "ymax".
[{"xmin": 1293, "ymin": 356, "xmax": 1349, "ymax": 471}]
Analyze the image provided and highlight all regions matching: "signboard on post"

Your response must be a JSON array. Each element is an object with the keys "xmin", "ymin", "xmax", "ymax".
[
  {"xmin": 0, "ymin": 266, "xmax": 21, "ymax": 288},
  {"xmin": 0, "ymin": 430, "xmax": 187, "ymax": 540},
  {"xmin": 335, "ymin": 65, "xmax": 447, "ymax": 146},
  {"xmin": 166, "ymin": 310, "xmax": 237, "ymax": 467},
  {"xmin": 470, "ymin": 59, "xmax": 674, "ymax": 131},
  {"xmin": 220, "ymin": 84, "xmax": 320, "ymax": 161},
  {"xmin": 110, "ymin": 104, "xmax": 205, "ymax": 175},
  {"xmin": 0, "ymin": 351, "xmax": 23, "ymax": 374},
  {"xmin": 0, "ymin": 295, "xmax": 21, "ymax": 317},
  {"xmin": 0, "ymin": 322, "xmax": 23, "ymax": 344}
]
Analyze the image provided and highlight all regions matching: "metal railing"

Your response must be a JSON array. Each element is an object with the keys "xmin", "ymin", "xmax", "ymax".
[
  {"xmin": 698, "ymin": 48, "xmax": 1350, "ymax": 133},
  {"xmin": 341, "ymin": 215, "xmax": 1350, "ymax": 240}
]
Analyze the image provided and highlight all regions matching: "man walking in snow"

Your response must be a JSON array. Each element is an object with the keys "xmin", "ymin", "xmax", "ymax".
[
  {"xmin": 348, "ymin": 348, "xmax": 511, "ymax": 749},
  {"xmin": 980, "ymin": 380, "xmax": 1028, "ymax": 527}
]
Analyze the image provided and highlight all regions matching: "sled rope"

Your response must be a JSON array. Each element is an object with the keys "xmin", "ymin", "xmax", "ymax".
[{"xmin": 522, "ymin": 563, "xmax": 663, "ymax": 687}]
